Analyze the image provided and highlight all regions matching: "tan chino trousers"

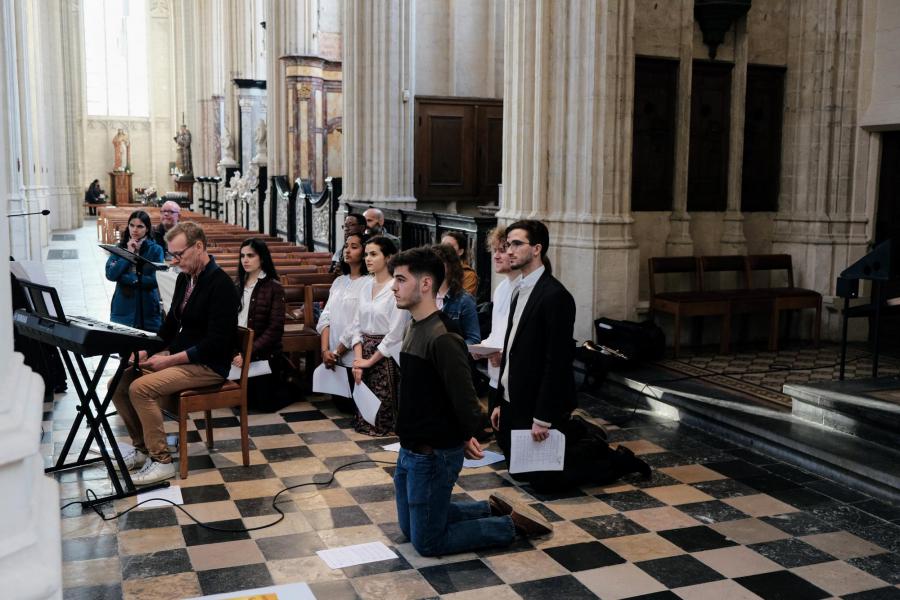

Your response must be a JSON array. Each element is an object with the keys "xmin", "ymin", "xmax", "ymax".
[{"xmin": 110, "ymin": 359, "xmax": 223, "ymax": 463}]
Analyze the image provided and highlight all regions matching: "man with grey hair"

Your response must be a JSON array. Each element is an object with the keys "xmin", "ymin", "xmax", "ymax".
[
  {"xmin": 151, "ymin": 200, "xmax": 181, "ymax": 252},
  {"xmin": 364, "ymin": 207, "xmax": 401, "ymax": 251}
]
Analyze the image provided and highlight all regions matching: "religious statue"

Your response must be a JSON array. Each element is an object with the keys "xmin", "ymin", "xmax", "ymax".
[
  {"xmin": 251, "ymin": 120, "xmax": 268, "ymax": 165},
  {"xmin": 112, "ymin": 128, "xmax": 130, "ymax": 172},
  {"xmin": 219, "ymin": 125, "xmax": 236, "ymax": 165},
  {"xmin": 174, "ymin": 124, "xmax": 193, "ymax": 176}
]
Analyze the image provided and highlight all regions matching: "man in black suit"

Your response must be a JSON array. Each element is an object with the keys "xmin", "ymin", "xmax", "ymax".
[{"xmin": 491, "ymin": 220, "xmax": 649, "ymax": 492}]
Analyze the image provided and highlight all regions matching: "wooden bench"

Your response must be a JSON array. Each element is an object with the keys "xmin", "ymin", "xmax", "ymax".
[{"xmin": 648, "ymin": 256, "xmax": 732, "ymax": 357}]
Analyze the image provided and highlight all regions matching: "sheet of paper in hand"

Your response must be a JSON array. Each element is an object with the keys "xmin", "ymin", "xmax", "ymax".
[
  {"xmin": 352, "ymin": 382, "xmax": 382, "ymax": 426},
  {"xmin": 508, "ymin": 429, "xmax": 565, "ymax": 474},
  {"xmin": 312, "ymin": 363, "xmax": 352, "ymax": 398}
]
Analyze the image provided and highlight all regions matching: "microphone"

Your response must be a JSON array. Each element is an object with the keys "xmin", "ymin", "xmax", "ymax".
[{"xmin": 8, "ymin": 209, "xmax": 51, "ymax": 217}]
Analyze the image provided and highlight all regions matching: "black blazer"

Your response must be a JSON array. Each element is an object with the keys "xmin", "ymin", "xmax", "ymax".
[
  {"xmin": 492, "ymin": 270, "xmax": 577, "ymax": 427},
  {"xmin": 158, "ymin": 257, "xmax": 238, "ymax": 378}
]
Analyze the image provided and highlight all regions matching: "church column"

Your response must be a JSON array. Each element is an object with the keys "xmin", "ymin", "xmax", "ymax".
[
  {"xmin": 666, "ymin": 0, "xmax": 695, "ymax": 255},
  {"xmin": 774, "ymin": 1, "xmax": 866, "ymax": 338},
  {"xmin": 342, "ymin": 0, "xmax": 417, "ymax": 208},
  {"xmin": 500, "ymin": 0, "xmax": 640, "ymax": 341},
  {"xmin": 0, "ymin": 1, "xmax": 63, "ymax": 596},
  {"xmin": 720, "ymin": 16, "xmax": 749, "ymax": 253}
]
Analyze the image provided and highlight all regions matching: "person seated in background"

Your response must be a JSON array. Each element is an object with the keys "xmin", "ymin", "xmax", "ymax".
[
  {"xmin": 151, "ymin": 200, "xmax": 181, "ymax": 252},
  {"xmin": 331, "ymin": 213, "xmax": 367, "ymax": 269},
  {"xmin": 84, "ymin": 179, "xmax": 105, "ymax": 204},
  {"xmin": 110, "ymin": 221, "xmax": 238, "ymax": 485},
  {"xmin": 363, "ymin": 207, "xmax": 401, "ymax": 251},
  {"xmin": 233, "ymin": 238, "xmax": 288, "ymax": 412},
  {"xmin": 441, "ymin": 230, "xmax": 479, "ymax": 297},
  {"xmin": 431, "ymin": 244, "xmax": 481, "ymax": 345},
  {"xmin": 105, "ymin": 210, "xmax": 164, "ymax": 332}
]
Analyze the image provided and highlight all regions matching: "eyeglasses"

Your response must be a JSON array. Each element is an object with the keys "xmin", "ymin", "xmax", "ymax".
[
  {"xmin": 507, "ymin": 240, "xmax": 531, "ymax": 248},
  {"xmin": 161, "ymin": 209, "xmax": 179, "ymax": 215},
  {"xmin": 168, "ymin": 246, "xmax": 191, "ymax": 260}
]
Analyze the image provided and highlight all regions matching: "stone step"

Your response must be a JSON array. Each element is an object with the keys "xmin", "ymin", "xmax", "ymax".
[
  {"xmin": 600, "ymin": 368, "xmax": 900, "ymax": 505},
  {"xmin": 785, "ymin": 377, "xmax": 900, "ymax": 450}
]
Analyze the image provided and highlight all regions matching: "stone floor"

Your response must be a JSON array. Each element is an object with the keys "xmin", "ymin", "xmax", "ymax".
[{"xmin": 42, "ymin": 222, "xmax": 900, "ymax": 599}]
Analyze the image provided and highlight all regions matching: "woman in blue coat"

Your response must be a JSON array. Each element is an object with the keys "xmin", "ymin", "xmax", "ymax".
[
  {"xmin": 432, "ymin": 243, "xmax": 482, "ymax": 345},
  {"xmin": 105, "ymin": 210, "xmax": 164, "ymax": 332}
]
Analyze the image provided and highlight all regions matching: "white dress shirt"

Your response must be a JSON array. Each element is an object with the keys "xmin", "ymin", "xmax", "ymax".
[
  {"xmin": 347, "ymin": 276, "xmax": 410, "ymax": 360},
  {"xmin": 481, "ymin": 277, "xmax": 515, "ymax": 388},
  {"xmin": 317, "ymin": 274, "xmax": 369, "ymax": 367},
  {"xmin": 499, "ymin": 265, "xmax": 549, "ymax": 425}
]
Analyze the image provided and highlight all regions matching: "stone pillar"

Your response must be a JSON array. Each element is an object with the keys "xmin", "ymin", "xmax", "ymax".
[
  {"xmin": 500, "ymin": 0, "xmax": 640, "ymax": 341},
  {"xmin": 342, "ymin": 0, "xmax": 417, "ymax": 208},
  {"xmin": 0, "ymin": 1, "xmax": 63, "ymax": 597},
  {"xmin": 666, "ymin": 0, "xmax": 695, "ymax": 256},
  {"xmin": 774, "ymin": 1, "xmax": 867, "ymax": 339},
  {"xmin": 720, "ymin": 16, "xmax": 748, "ymax": 254}
]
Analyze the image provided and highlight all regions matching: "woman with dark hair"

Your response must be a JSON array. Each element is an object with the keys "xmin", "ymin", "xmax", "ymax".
[
  {"xmin": 432, "ymin": 244, "xmax": 481, "ymax": 345},
  {"xmin": 348, "ymin": 235, "xmax": 409, "ymax": 436},
  {"xmin": 234, "ymin": 238, "xmax": 287, "ymax": 411},
  {"xmin": 105, "ymin": 210, "xmax": 164, "ymax": 331},
  {"xmin": 441, "ymin": 230, "xmax": 479, "ymax": 296},
  {"xmin": 318, "ymin": 232, "xmax": 369, "ymax": 370}
]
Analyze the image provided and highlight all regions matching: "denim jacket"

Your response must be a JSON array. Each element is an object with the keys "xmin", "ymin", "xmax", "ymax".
[{"xmin": 440, "ymin": 290, "xmax": 481, "ymax": 345}]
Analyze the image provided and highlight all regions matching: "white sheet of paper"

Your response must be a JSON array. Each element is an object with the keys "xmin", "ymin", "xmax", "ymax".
[
  {"xmin": 468, "ymin": 343, "xmax": 502, "ymax": 356},
  {"xmin": 227, "ymin": 360, "xmax": 272, "ymax": 381},
  {"xmin": 312, "ymin": 363, "xmax": 352, "ymax": 398},
  {"xmin": 508, "ymin": 429, "xmax": 566, "ymax": 474},
  {"xmin": 352, "ymin": 382, "xmax": 382, "ymax": 426},
  {"xmin": 464, "ymin": 450, "xmax": 506, "ymax": 468},
  {"xmin": 183, "ymin": 582, "xmax": 316, "ymax": 600},
  {"xmin": 136, "ymin": 485, "xmax": 184, "ymax": 509},
  {"xmin": 156, "ymin": 269, "xmax": 178, "ymax": 312},
  {"xmin": 382, "ymin": 442, "xmax": 401, "ymax": 452},
  {"xmin": 316, "ymin": 541, "xmax": 398, "ymax": 570}
]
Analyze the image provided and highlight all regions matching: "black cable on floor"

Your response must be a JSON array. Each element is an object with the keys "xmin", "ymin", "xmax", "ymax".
[{"xmin": 60, "ymin": 458, "xmax": 398, "ymax": 533}]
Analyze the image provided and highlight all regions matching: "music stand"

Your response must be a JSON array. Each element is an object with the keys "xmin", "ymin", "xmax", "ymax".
[
  {"xmin": 100, "ymin": 243, "xmax": 167, "ymax": 358},
  {"xmin": 16, "ymin": 281, "xmax": 169, "ymax": 506}
]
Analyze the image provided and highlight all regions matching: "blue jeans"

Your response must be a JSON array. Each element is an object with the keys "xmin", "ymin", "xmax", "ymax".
[{"xmin": 394, "ymin": 445, "xmax": 516, "ymax": 556}]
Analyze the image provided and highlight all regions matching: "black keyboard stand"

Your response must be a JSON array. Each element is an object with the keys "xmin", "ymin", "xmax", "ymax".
[{"xmin": 45, "ymin": 351, "xmax": 168, "ymax": 507}]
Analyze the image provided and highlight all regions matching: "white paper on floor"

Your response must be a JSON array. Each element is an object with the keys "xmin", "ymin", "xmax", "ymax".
[
  {"xmin": 379, "ymin": 443, "xmax": 505, "ymax": 468},
  {"xmin": 136, "ymin": 484, "xmax": 183, "ymax": 509},
  {"xmin": 316, "ymin": 541, "xmax": 398, "ymax": 570},
  {"xmin": 183, "ymin": 581, "xmax": 316, "ymax": 600}
]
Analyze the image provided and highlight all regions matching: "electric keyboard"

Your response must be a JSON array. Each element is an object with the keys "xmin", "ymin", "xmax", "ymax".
[{"xmin": 13, "ymin": 310, "xmax": 164, "ymax": 356}]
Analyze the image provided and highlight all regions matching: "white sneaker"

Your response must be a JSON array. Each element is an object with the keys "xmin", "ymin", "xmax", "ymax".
[
  {"xmin": 111, "ymin": 447, "xmax": 149, "ymax": 473},
  {"xmin": 131, "ymin": 459, "xmax": 176, "ymax": 485}
]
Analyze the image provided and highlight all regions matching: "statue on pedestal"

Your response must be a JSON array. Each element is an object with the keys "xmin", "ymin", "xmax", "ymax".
[
  {"xmin": 174, "ymin": 124, "xmax": 193, "ymax": 176},
  {"xmin": 112, "ymin": 128, "xmax": 130, "ymax": 172},
  {"xmin": 219, "ymin": 125, "xmax": 237, "ymax": 166},
  {"xmin": 251, "ymin": 120, "xmax": 268, "ymax": 165}
]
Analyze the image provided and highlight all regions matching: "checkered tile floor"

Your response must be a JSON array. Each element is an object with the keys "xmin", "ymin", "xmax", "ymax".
[
  {"xmin": 48, "ymin": 390, "xmax": 900, "ymax": 600},
  {"xmin": 42, "ymin": 223, "xmax": 900, "ymax": 599}
]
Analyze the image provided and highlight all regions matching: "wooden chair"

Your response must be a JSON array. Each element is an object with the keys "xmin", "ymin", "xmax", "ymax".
[
  {"xmin": 648, "ymin": 256, "xmax": 732, "ymax": 357},
  {"xmin": 176, "ymin": 326, "xmax": 253, "ymax": 479},
  {"xmin": 747, "ymin": 254, "xmax": 822, "ymax": 351},
  {"xmin": 282, "ymin": 283, "xmax": 331, "ymax": 386}
]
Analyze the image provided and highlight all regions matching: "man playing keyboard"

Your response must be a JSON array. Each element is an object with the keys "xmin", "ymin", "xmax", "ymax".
[{"xmin": 109, "ymin": 222, "xmax": 238, "ymax": 485}]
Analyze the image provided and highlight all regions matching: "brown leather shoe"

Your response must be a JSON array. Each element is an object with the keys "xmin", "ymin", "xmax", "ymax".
[
  {"xmin": 488, "ymin": 492, "xmax": 514, "ymax": 516},
  {"xmin": 507, "ymin": 501, "xmax": 553, "ymax": 537}
]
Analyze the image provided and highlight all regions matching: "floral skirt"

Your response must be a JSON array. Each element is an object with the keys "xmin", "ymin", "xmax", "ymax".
[{"xmin": 354, "ymin": 333, "xmax": 399, "ymax": 437}]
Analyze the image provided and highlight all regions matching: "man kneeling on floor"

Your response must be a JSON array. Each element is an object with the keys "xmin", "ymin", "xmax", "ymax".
[
  {"xmin": 390, "ymin": 247, "xmax": 552, "ymax": 556},
  {"xmin": 111, "ymin": 221, "xmax": 238, "ymax": 485}
]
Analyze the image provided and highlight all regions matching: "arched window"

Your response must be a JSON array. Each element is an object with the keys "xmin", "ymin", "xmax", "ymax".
[{"xmin": 83, "ymin": 0, "xmax": 149, "ymax": 117}]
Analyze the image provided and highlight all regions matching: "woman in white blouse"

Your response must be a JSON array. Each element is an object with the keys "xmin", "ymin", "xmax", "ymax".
[
  {"xmin": 478, "ymin": 227, "xmax": 518, "ymax": 388},
  {"xmin": 348, "ymin": 235, "xmax": 408, "ymax": 436},
  {"xmin": 317, "ymin": 232, "xmax": 368, "ymax": 410}
]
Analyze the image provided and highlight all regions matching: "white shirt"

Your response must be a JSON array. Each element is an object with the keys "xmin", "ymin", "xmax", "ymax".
[
  {"xmin": 317, "ymin": 274, "xmax": 368, "ymax": 367},
  {"xmin": 481, "ymin": 277, "xmax": 515, "ymax": 388},
  {"xmin": 237, "ymin": 272, "xmax": 265, "ymax": 328},
  {"xmin": 500, "ymin": 265, "xmax": 545, "ymax": 408},
  {"xmin": 347, "ymin": 276, "xmax": 410, "ymax": 360}
]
